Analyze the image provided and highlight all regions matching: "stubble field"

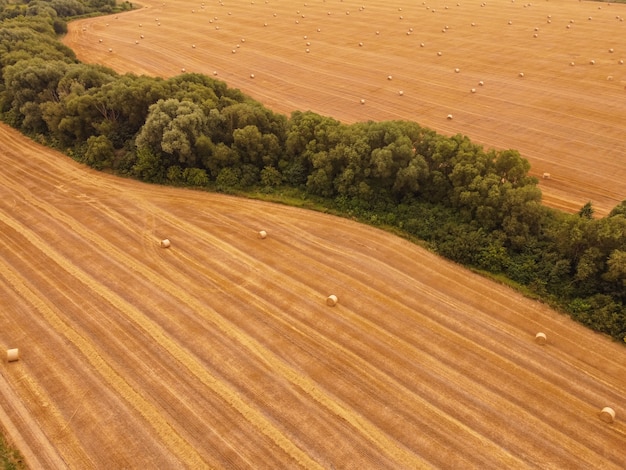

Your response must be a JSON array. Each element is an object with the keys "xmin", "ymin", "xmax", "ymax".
[
  {"xmin": 1, "ymin": 121, "xmax": 625, "ymax": 468},
  {"xmin": 0, "ymin": 0, "xmax": 625, "ymax": 468}
]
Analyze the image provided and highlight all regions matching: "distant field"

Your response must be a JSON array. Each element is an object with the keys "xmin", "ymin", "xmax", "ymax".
[{"xmin": 64, "ymin": 0, "xmax": 626, "ymax": 216}]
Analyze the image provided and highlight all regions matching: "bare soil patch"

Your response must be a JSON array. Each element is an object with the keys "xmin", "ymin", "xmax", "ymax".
[
  {"xmin": 64, "ymin": 0, "xmax": 626, "ymax": 216},
  {"xmin": 1, "ymin": 120, "xmax": 625, "ymax": 467}
]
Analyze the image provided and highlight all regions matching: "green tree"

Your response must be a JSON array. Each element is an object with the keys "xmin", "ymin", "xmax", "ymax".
[
  {"xmin": 84, "ymin": 134, "xmax": 114, "ymax": 169},
  {"xmin": 183, "ymin": 167, "xmax": 209, "ymax": 186},
  {"xmin": 260, "ymin": 166, "xmax": 282, "ymax": 187},
  {"xmin": 232, "ymin": 124, "xmax": 264, "ymax": 165},
  {"xmin": 494, "ymin": 149, "xmax": 532, "ymax": 187},
  {"xmin": 132, "ymin": 147, "xmax": 165, "ymax": 183},
  {"xmin": 216, "ymin": 167, "xmax": 241, "ymax": 192},
  {"xmin": 50, "ymin": 0, "xmax": 86, "ymax": 17},
  {"xmin": 167, "ymin": 165, "xmax": 183, "ymax": 183},
  {"xmin": 608, "ymin": 200, "xmax": 626, "ymax": 218},
  {"xmin": 3, "ymin": 58, "xmax": 69, "ymax": 131},
  {"xmin": 135, "ymin": 98, "xmax": 207, "ymax": 166},
  {"xmin": 579, "ymin": 201, "xmax": 594, "ymax": 219},
  {"xmin": 91, "ymin": 74, "xmax": 169, "ymax": 143}
]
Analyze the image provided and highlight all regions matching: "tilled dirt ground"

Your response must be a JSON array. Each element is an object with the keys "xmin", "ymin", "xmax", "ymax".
[{"xmin": 63, "ymin": 0, "xmax": 626, "ymax": 216}]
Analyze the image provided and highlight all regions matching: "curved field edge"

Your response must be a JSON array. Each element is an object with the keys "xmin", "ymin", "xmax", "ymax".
[
  {"xmin": 2, "ymin": 0, "xmax": 624, "ymax": 339},
  {"xmin": 63, "ymin": 0, "xmax": 626, "ymax": 217},
  {"xmin": 0, "ymin": 117, "xmax": 625, "ymax": 467}
]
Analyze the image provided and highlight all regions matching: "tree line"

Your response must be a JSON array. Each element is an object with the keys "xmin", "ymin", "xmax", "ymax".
[{"xmin": 1, "ymin": 1, "xmax": 624, "ymax": 342}]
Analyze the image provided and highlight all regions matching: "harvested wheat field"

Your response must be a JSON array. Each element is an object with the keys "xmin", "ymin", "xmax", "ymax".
[
  {"xmin": 1, "ymin": 119, "xmax": 626, "ymax": 468},
  {"xmin": 64, "ymin": 0, "xmax": 626, "ymax": 216}
]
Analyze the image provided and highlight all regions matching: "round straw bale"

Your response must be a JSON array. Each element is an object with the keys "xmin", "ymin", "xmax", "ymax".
[
  {"xmin": 471, "ymin": 88, "xmax": 476, "ymax": 93},
  {"xmin": 455, "ymin": 67, "xmax": 460, "ymax": 73},
  {"xmin": 258, "ymin": 230, "xmax": 267, "ymax": 239},
  {"xmin": 7, "ymin": 348, "xmax": 19, "ymax": 362},
  {"xmin": 360, "ymin": 99, "xmax": 366, "ymax": 104},
  {"xmin": 387, "ymin": 75, "xmax": 393, "ymax": 80},
  {"xmin": 535, "ymin": 332, "xmax": 547, "ymax": 344},
  {"xmin": 542, "ymin": 172, "xmax": 551, "ymax": 179},
  {"xmin": 160, "ymin": 238, "xmax": 171, "ymax": 248},
  {"xmin": 398, "ymin": 90, "xmax": 404, "ymax": 96},
  {"xmin": 478, "ymin": 80, "xmax": 484, "ymax": 86},
  {"xmin": 447, "ymin": 114, "xmax": 453, "ymax": 120},
  {"xmin": 589, "ymin": 59, "xmax": 595, "ymax": 65},
  {"xmin": 519, "ymin": 72, "xmax": 524, "ymax": 77},
  {"xmin": 250, "ymin": 73, "xmax": 255, "ymax": 78},
  {"xmin": 599, "ymin": 407, "xmax": 616, "ymax": 423},
  {"xmin": 326, "ymin": 294, "xmax": 338, "ymax": 306}
]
